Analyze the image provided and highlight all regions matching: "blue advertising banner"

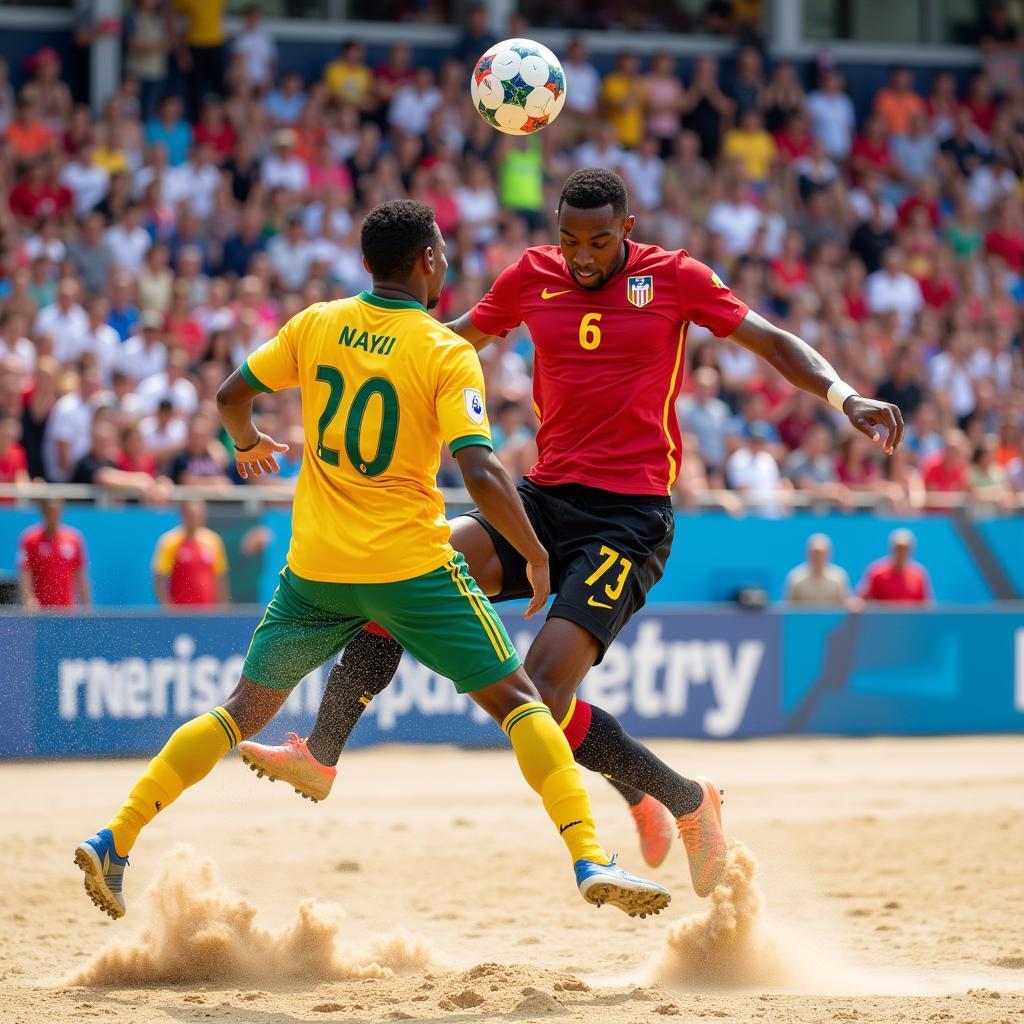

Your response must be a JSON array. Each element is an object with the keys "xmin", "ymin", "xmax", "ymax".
[
  {"xmin": 0, "ymin": 605, "xmax": 1021, "ymax": 758},
  {"xmin": 0, "ymin": 608, "xmax": 782, "ymax": 757}
]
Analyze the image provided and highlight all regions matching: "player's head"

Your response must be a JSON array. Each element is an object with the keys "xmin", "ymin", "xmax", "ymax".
[
  {"xmin": 557, "ymin": 168, "xmax": 635, "ymax": 290},
  {"xmin": 360, "ymin": 199, "xmax": 447, "ymax": 309},
  {"xmin": 180, "ymin": 499, "xmax": 206, "ymax": 533},
  {"xmin": 889, "ymin": 528, "xmax": 915, "ymax": 567},
  {"xmin": 40, "ymin": 497, "xmax": 63, "ymax": 532}
]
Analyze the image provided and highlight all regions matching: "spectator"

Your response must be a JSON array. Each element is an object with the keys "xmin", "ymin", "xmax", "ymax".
[
  {"xmin": 602, "ymin": 53, "xmax": 645, "ymax": 151},
  {"xmin": 59, "ymin": 136, "xmax": 110, "ymax": 216},
  {"xmin": 729, "ymin": 45, "xmax": 766, "ymax": 116},
  {"xmin": 71, "ymin": 416, "xmax": 168, "ymax": 502},
  {"xmin": 106, "ymin": 271, "xmax": 141, "ymax": 342},
  {"xmin": 125, "ymin": 0, "xmax": 172, "ymax": 123},
  {"xmin": 167, "ymin": 413, "xmax": 231, "ymax": 486},
  {"xmin": 137, "ymin": 347, "xmax": 199, "ymax": 415},
  {"xmin": 119, "ymin": 309, "xmax": 168, "ymax": 382},
  {"xmin": 681, "ymin": 55, "xmax": 734, "ymax": 162},
  {"xmin": 324, "ymin": 40, "xmax": 374, "ymax": 113},
  {"xmin": 232, "ymin": 4, "xmax": 277, "ymax": 94},
  {"xmin": 644, "ymin": 53, "xmax": 684, "ymax": 159},
  {"xmin": 726, "ymin": 421, "xmax": 789, "ymax": 515},
  {"xmin": 806, "ymin": 69, "xmax": 856, "ymax": 160},
  {"xmin": 261, "ymin": 128, "xmax": 309, "ymax": 193},
  {"xmin": 874, "ymin": 67, "xmax": 926, "ymax": 138},
  {"xmin": 784, "ymin": 423, "xmax": 850, "ymax": 499},
  {"xmin": 265, "ymin": 71, "xmax": 306, "ymax": 127},
  {"xmin": 267, "ymin": 214, "xmax": 313, "ymax": 291},
  {"xmin": 722, "ymin": 108, "xmax": 778, "ymax": 185},
  {"xmin": 859, "ymin": 528, "xmax": 932, "ymax": 604},
  {"xmin": 939, "ymin": 107, "xmax": 986, "ymax": 177},
  {"xmin": 20, "ymin": 357, "xmax": 59, "ymax": 480},
  {"xmin": 0, "ymin": 415, "xmax": 29, "ymax": 497},
  {"xmin": 77, "ymin": 296, "xmax": 122, "ymax": 383},
  {"xmin": 784, "ymin": 533, "xmax": 854, "ymax": 605},
  {"xmin": 763, "ymin": 61, "xmax": 806, "ymax": 134},
  {"xmin": 389, "ymin": 66, "xmax": 442, "ymax": 137},
  {"xmin": 921, "ymin": 428, "xmax": 972, "ymax": 496},
  {"xmin": 707, "ymin": 177, "xmax": 762, "ymax": 256},
  {"xmin": 979, "ymin": 2, "xmax": 1023, "ymax": 96},
  {"xmin": 677, "ymin": 366, "xmax": 732, "ymax": 473},
  {"xmin": 35, "ymin": 279, "xmax": 89, "ymax": 364},
  {"xmin": 892, "ymin": 113, "xmax": 938, "ymax": 184},
  {"xmin": 866, "ymin": 247, "xmax": 923, "ymax": 331},
  {"xmin": 175, "ymin": 0, "xmax": 226, "ymax": 117},
  {"xmin": 560, "ymin": 40, "xmax": 601, "ymax": 150},
  {"xmin": 153, "ymin": 499, "xmax": 229, "ymax": 606},
  {"xmin": 9, "ymin": 154, "xmax": 71, "ymax": 221},
  {"xmin": 5, "ymin": 95, "xmax": 55, "ymax": 162},
  {"xmin": 17, "ymin": 498, "xmax": 90, "ymax": 608},
  {"xmin": 454, "ymin": 4, "xmax": 496, "ymax": 66},
  {"xmin": 145, "ymin": 95, "xmax": 192, "ymax": 167},
  {"xmin": 139, "ymin": 397, "xmax": 187, "ymax": 465},
  {"xmin": 104, "ymin": 203, "xmax": 152, "ymax": 273}
]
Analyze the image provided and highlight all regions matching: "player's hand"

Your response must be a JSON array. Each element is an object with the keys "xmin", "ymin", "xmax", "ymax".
[
  {"xmin": 234, "ymin": 432, "xmax": 289, "ymax": 479},
  {"xmin": 844, "ymin": 396, "xmax": 905, "ymax": 455},
  {"xmin": 524, "ymin": 555, "xmax": 551, "ymax": 619}
]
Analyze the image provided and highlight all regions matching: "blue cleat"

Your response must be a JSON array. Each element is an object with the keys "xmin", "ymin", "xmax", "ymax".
[
  {"xmin": 74, "ymin": 829, "xmax": 128, "ymax": 920},
  {"xmin": 574, "ymin": 854, "xmax": 671, "ymax": 918}
]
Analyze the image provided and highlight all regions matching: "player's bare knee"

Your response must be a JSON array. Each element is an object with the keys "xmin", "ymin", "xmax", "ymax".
[{"xmin": 531, "ymin": 674, "xmax": 574, "ymax": 724}]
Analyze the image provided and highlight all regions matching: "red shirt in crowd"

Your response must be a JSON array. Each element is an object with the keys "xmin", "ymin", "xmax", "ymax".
[
  {"xmin": 469, "ymin": 241, "xmax": 749, "ymax": 495},
  {"xmin": 919, "ymin": 274, "xmax": 955, "ymax": 310},
  {"xmin": 986, "ymin": 229, "xmax": 1024, "ymax": 271},
  {"xmin": 859, "ymin": 558, "xmax": 932, "ymax": 603},
  {"xmin": 8, "ymin": 180, "xmax": 72, "ymax": 220},
  {"xmin": 17, "ymin": 524, "xmax": 86, "ymax": 606},
  {"xmin": 194, "ymin": 121, "xmax": 237, "ymax": 159},
  {"xmin": 850, "ymin": 135, "xmax": 893, "ymax": 180},
  {"xmin": 921, "ymin": 453, "xmax": 969, "ymax": 491}
]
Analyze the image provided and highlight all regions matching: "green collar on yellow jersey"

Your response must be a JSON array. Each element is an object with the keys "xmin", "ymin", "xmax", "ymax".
[{"xmin": 357, "ymin": 290, "xmax": 425, "ymax": 312}]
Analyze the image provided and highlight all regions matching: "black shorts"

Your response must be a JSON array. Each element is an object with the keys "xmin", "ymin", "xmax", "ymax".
[{"xmin": 464, "ymin": 480, "xmax": 675, "ymax": 663}]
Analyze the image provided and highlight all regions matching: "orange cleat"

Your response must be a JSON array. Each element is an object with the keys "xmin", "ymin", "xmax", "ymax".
[
  {"xmin": 628, "ymin": 794, "xmax": 676, "ymax": 868},
  {"xmin": 237, "ymin": 733, "xmax": 336, "ymax": 802},
  {"xmin": 675, "ymin": 777, "xmax": 727, "ymax": 897}
]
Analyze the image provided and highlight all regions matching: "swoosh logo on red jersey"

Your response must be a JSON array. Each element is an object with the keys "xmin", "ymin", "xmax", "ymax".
[{"xmin": 540, "ymin": 288, "xmax": 571, "ymax": 299}]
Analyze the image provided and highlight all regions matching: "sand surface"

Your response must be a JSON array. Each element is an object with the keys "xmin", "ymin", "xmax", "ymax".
[{"xmin": 4, "ymin": 736, "xmax": 1024, "ymax": 1023}]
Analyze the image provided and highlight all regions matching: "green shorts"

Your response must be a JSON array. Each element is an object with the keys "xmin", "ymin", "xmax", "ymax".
[{"xmin": 242, "ymin": 553, "xmax": 521, "ymax": 693}]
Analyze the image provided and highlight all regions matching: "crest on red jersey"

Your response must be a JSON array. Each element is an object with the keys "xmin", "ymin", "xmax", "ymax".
[{"xmin": 626, "ymin": 275, "xmax": 654, "ymax": 308}]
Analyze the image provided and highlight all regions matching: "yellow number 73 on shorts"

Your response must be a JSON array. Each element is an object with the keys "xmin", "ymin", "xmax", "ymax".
[{"xmin": 585, "ymin": 545, "xmax": 633, "ymax": 610}]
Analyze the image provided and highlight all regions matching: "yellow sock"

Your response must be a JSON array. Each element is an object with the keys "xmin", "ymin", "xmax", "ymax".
[
  {"xmin": 502, "ymin": 702, "xmax": 609, "ymax": 865},
  {"xmin": 106, "ymin": 706, "xmax": 241, "ymax": 857}
]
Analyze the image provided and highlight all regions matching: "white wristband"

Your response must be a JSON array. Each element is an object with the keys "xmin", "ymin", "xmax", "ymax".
[{"xmin": 827, "ymin": 380, "xmax": 858, "ymax": 412}]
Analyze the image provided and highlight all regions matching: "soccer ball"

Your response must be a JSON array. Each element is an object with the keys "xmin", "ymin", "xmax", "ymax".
[{"xmin": 470, "ymin": 38, "xmax": 567, "ymax": 136}]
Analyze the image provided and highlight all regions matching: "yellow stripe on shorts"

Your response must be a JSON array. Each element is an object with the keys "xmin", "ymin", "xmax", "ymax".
[{"xmin": 445, "ymin": 558, "xmax": 512, "ymax": 662}]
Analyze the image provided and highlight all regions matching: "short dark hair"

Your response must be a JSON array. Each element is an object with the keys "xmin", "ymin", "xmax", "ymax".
[
  {"xmin": 558, "ymin": 168, "xmax": 628, "ymax": 218},
  {"xmin": 360, "ymin": 199, "xmax": 437, "ymax": 281}
]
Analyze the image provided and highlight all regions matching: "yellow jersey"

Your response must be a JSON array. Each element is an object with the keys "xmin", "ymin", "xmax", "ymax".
[
  {"xmin": 241, "ymin": 291, "xmax": 492, "ymax": 584},
  {"xmin": 174, "ymin": 0, "xmax": 225, "ymax": 46}
]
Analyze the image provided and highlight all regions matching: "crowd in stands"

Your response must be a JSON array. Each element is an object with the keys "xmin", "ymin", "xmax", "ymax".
[{"xmin": 0, "ymin": 1, "xmax": 1022, "ymax": 518}]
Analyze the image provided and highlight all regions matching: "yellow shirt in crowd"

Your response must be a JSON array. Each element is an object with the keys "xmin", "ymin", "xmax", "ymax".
[{"xmin": 601, "ymin": 73, "xmax": 645, "ymax": 149}]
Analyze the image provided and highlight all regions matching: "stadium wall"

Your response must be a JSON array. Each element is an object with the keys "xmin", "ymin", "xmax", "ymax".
[
  {"xmin": 0, "ymin": 509, "xmax": 1015, "ymax": 607},
  {"xmin": 0, "ymin": 605, "xmax": 1021, "ymax": 758}
]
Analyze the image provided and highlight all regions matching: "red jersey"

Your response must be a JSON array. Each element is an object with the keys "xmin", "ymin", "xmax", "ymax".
[
  {"xmin": 859, "ymin": 558, "xmax": 931, "ymax": 603},
  {"xmin": 152, "ymin": 526, "xmax": 227, "ymax": 605},
  {"xmin": 470, "ymin": 242, "xmax": 749, "ymax": 495},
  {"xmin": 17, "ymin": 524, "xmax": 86, "ymax": 606}
]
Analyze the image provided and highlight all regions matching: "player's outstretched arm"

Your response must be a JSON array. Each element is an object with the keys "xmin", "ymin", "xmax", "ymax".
[
  {"xmin": 730, "ymin": 310, "xmax": 905, "ymax": 454},
  {"xmin": 445, "ymin": 313, "xmax": 496, "ymax": 353},
  {"xmin": 454, "ymin": 445, "xmax": 550, "ymax": 617},
  {"xmin": 216, "ymin": 369, "xmax": 289, "ymax": 479}
]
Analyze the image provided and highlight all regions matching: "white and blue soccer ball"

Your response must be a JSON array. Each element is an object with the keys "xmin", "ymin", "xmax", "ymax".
[{"xmin": 470, "ymin": 38, "xmax": 567, "ymax": 136}]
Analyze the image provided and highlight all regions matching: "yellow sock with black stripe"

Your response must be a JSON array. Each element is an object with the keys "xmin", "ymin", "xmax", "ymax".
[
  {"xmin": 106, "ymin": 706, "xmax": 241, "ymax": 857},
  {"xmin": 502, "ymin": 702, "xmax": 610, "ymax": 865}
]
